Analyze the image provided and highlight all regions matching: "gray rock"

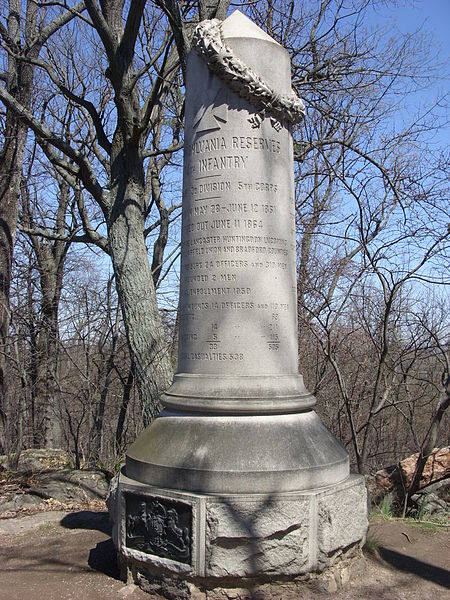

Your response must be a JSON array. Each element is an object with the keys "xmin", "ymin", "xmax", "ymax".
[
  {"xmin": 206, "ymin": 498, "xmax": 311, "ymax": 577},
  {"xmin": 0, "ymin": 492, "xmax": 42, "ymax": 514},
  {"xmin": 107, "ymin": 474, "xmax": 120, "ymax": 547},
  {"xmin": 317, "ymin": 477, "xmax": 368, "ymax": 561},
  {"xmin": 117, "ymin": 473, "xmax": 367, "ymax": 582},
  {"xmin": 0, "ymin": 468, "xmax": 110, "ymax": 515},
  {"xmin": 0, "ymin": 449, "xmax": 70, "ymax": 473},
  {"xmin": 411, "ymin": 490, "xmax": 449, "ymax": 518},
  {"xmin": 419, "ymin": 478, "xmax": 449, "ymax": 501},
  {"xmin": 33, "ymin": 469, "xmax": 109, "ymax": 502}
]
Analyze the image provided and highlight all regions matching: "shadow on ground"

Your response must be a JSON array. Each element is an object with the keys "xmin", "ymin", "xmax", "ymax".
[
  {"xmin": 378, "ymin": 546, "xmax": 450, "ymax": 589},
  {"xmin": 59, "ymin": 511, "xmax": 120, "ymax": 580},
  {"xmin": 60, "ymin": 510, "xmax": 111, "ymax": 534},
  {"xmin": 88, "ymin": 538, "xmax": 121, "ymax": 579}
]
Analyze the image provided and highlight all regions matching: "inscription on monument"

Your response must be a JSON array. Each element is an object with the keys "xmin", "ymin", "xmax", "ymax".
[
  {"xmin": 179, "ymin": 89, "xmax": 298, "ymax": 375},
  {"xmin": 125, "ymin": 494, "xmax": 192, "ymax": 564}
]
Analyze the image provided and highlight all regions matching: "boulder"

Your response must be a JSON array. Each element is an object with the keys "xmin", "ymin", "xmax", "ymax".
[
  {"xmin": 0, "ymin": 468, "xmax": 110, "ymax": 516},
  {"xmin": 367, "ymin": 447, "xmax": 450, "ymax": 506},
  {"xmin": 31, "ymin": 469, "xmax": 110, "ymax": 502},
  {"xmin": 410, "ymin": 490, "xmax": 449, "ymax": 519},
  {"xmin": 0, "ymin": 449, "xmax": 70, "ymax": 473}
]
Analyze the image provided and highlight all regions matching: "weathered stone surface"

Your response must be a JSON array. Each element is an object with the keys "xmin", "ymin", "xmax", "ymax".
[
  {"xmin": 401, "ymin": 447, "xmax": 449, "ymax": 487},
  {"xmin": 125, "ymin": 10, "xmax": 349, "ymax": 497},
  {"xmin": 118, "ymin": 10, "xmax": 367, "ymax": 596},
  {"xmin": 0, "ymin": 467, "xmax": 110, "ymax": 515},
  {"xmin": 317, "ymin": 476, "xmax": 368, "ymax": 561},
  {"xmin": 411, "ymin": 489, "xmax": 449, "ymax": 519},
  {"xmin": 0, "ymin": 492, "xmax": 42, "ymax": 514},
  {"xmin": 117, "ymin": 474, "xmax": 367, "ymax": 584},
  {"xmin": 137, "ymin": 570, "xmax": 192, "ymax": 600},
  {"xmin": 366, "ymin": 446, "xmax": 450, "ymax": 505},
  {"xmin": 116, "ymin": 473, "xmax": 205, "ymax": 578},
  {"xmin": 107, "ymin": 474, "xmax": 120, "ymax": 547},
  {"xmin": 34, "ymin": 468, "xmax": 109, "ymax": 502},
  {"xmin": 0, "ymin": 449, "xmax": 70, "ymax": 473},
  {"xmin": 126, "ymin": 411, "xmax": 349, "ymax": 494},
  {"xmin": 205, "ymin": 498, "xmax": 311, "ymax": 577}
]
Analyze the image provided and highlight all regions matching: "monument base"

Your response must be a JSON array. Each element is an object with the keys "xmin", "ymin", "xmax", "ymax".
[
  {"xmin": 125, "ymin": 409, "xmax": 350, "ymax": 494},
  {"xmin": 109, "ymin": 472, "xmax": 368, "ymax": 599}
]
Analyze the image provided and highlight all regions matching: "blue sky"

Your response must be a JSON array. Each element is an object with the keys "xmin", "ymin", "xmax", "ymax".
[
  {"xmin": 79, "ymin": 1, "xmax": 450, "ymax": 302},
  {"xmin": 368, "ymin": 0, "xmax": 450, "ymax": 148},
  {"xmin": 369, "ymin": 1, "xmax": 449, "ymax": 89},
  {"xmin": 379, "ymin": 0, "xmax": 450, "ymax": 50}
]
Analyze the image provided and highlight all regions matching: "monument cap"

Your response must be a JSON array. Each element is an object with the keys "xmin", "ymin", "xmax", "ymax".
[
  {"xmin": 221, "ymin": 10, "xmax": 282, "ymax": 46},
  {"xmin": 221, "ymin": 10, "xmax": 291, "ymax": 94}
]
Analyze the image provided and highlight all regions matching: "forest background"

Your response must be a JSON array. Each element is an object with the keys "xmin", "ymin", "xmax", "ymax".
[{"xmin": 0, "ymin": 0, "xmax": 448, "ymax": 507}]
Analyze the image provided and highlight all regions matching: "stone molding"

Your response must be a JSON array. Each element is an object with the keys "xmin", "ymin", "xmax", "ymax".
[
  {"xmin": 192, "ymin": 18, "xmax": 305, "ymax": 125},
  {"xmin": 115, "ymin": 472, "xmax": 368, "ymax": 583}
]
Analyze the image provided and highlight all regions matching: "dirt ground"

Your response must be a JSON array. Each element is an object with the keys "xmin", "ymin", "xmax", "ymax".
[{"xmin": 0, "ymin": 509, "xmax": 448, "ymax": 600}]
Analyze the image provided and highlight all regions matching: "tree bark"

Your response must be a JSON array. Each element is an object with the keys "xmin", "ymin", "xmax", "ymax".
[
  {"xmin": 0, "ymin": 0, "xmax": 81, "ymax": 451},
  {"xmin": 115, "ymin": 368, "xmax": 134, "ymax": 451},
  {"xmin": 406, "ymin": 376, "xmax": 450, "ymax": 499},
  {"xmin": 108, "ymin": 190, "xmax": 173, "ymax": 425},
  {"xmin": 32, "ymin": 269, "xmax": 63, "ymax": 448},
  {"xmin": 0, "ymin": 0, "xmax": 36, "ymax": 452}
]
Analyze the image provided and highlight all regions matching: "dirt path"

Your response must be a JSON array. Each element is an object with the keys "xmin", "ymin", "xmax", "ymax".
[
  {"xmin": 0, "ymin": 511, "xmax": 148, "ymax": 600},
  {"xmin": 0, "ymin": 511, "xmax": 448, "ymax": 599}
]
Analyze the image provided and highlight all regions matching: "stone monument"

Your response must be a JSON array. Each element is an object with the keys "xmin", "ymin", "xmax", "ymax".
[{"xmin": 113, "ymin": 11, "xmax": 368, "ymax": 597}]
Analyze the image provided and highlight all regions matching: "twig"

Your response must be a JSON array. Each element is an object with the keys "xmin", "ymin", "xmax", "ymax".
[{"xmin": 401, "ymin": 531, "xmax": 412, "ymax": 542}]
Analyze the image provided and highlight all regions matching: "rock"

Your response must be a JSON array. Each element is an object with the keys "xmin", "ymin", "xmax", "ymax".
[
  {"xmin": 400, "ymin": 447, "xmax": 450, "ymax": 488},
  {"xmin": 137, "ymin": 571, "xmax": 192, "ymax": 600},
  {"xmin": 367, "ymin": 447, "xmax": 450, "ymax": 505},
  {"xmin": 0, "ymin": 510, "xmax": 70, "ymax": 535},
  {"xmin": 420, "ymin": 478, "xmax": 450, "ymax": 502},
  {"xmin": 106, "ymin": 474, "xmax": 120, "ymax": 547},
  {"xmin": 31, "ymin": 469, "xmax": 110, "ymax": 502},
  {"xmin": 0, "ymin": 449, "xmax": 71, "ymax": 473},
  {"xmin": 0, "ymin": 467, "xmax": 110, "ymax": 515},
  {"xmin": 0, "ymin": 492, "xmax": 43, "ymax": 514},
  {"xmin": 206, "ymin": 497, "xmax": 311, "ymax": 578},
  {"xmin": 410, "ymin": 491, "xmax": 449, "ymax": 519},
  {"xmin": 316, "ymin": 481, "xmax": 368, "ymax": 563}
]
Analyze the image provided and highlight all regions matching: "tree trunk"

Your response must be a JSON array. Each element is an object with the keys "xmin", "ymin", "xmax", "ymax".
[
  {"xmin": 115, "ymin": 369, "xmax": 134, "ymax": 451},
  {"xmin": 33, "ymin": 283, "xmax": 61, "ymax": 448},
  {"xmin": 406, "ymin": 377, "xmax": 450, "ymax": 499},
  {"xmin": 108, "ymin": 194, "xmax": 173, "ymax": 425},
  {"xmin": 0, "ymin": 0, "xmax": 39, "ymax": 452},
  {"xmin": 0, "ymin": 106, "xmax": 28, "ymax": 455}
]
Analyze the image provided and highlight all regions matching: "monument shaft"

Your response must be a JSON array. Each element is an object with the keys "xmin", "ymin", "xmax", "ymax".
[
  {"xmin": 117, "ymin": 16, "xmax": 367, "ymax": 593},
  {"xmin": 162, "ymin": 18, "xmax": 315, "ymax": 414},
  {"xmin": 179, "ymin": 91, "xmax": 297, "ymax": 375},
  {"xmin": 126, "ymin": 12, "xmax": 349, "ymax": 493}
]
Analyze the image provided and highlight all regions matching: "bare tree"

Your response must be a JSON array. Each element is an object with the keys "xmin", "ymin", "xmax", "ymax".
[
  {"xmin": 56, "ymin": 259, "xmax": 135, "ymax": 467},
  {"xmin": 0, "ymin": 0, "xmax": 229, "ymax": 424},
  {"xmin": 19, "ymin": 166, "xmax": 75, "ymax": 448},
  {"xmin": 402, "ymin": 301, "xmax": 450, "ymax": 503},
  {"xmin": 246, "ymin": 0, "xmax": 449, "ymax": 474},
  {"xmin": 0, "ymin": 0, "xmax": 84, "ymax": 454}
]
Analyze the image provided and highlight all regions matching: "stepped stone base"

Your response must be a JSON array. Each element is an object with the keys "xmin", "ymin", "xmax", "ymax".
[{"xmin": 109, "ymin": 472, "xmax": 368, "ymax": 598}]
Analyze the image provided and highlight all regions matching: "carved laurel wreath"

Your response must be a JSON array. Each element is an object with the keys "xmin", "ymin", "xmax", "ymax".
[{"xmin": 192, "ymin": 19, "xmax": 305, "ymax": 126}]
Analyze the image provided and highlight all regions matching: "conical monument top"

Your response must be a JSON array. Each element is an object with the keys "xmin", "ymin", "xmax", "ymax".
[{"xmin": 221, "ymin": 10, "xmax": 281, "ymax": 46}]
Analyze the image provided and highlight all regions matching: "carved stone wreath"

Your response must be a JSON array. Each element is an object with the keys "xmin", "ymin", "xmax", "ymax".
[{"xmin": 192, "ymin": 19, "xmax": 305, "ymax": 127}]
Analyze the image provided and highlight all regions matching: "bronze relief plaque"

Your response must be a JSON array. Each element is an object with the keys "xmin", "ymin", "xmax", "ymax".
[{"xmin": 125, "ymin": 493, "xmax": 192, "ymax": 564}]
